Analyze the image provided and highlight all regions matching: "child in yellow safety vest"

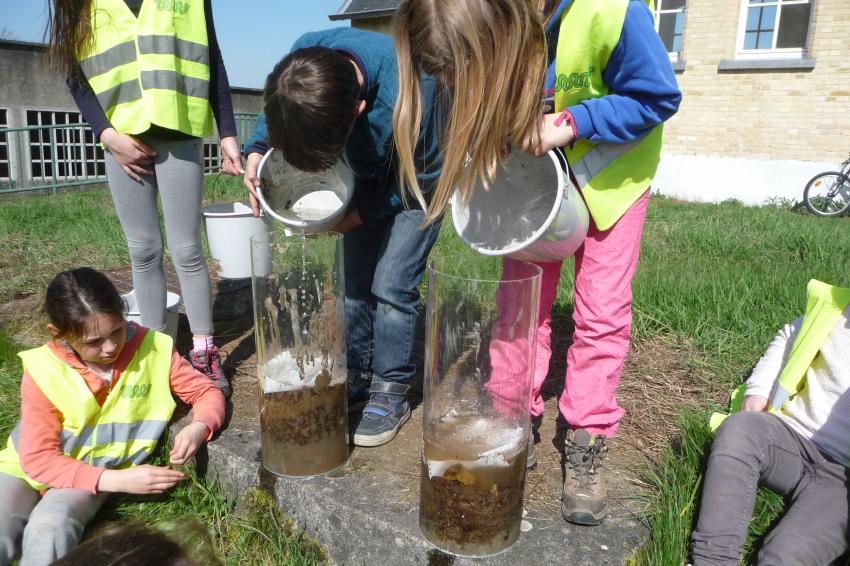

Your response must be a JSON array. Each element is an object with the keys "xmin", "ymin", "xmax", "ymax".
[
  {"xmin": 0, "ymin": 267, "xmax": 225, "ymax": 566},
  {"xmin": 691, "ymin": 280, "xmax": 850, "ymax": 565}
]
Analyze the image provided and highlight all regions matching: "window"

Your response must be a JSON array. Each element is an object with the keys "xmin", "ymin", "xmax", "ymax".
[
  {"xmin": 655, "ymin": 0, "xmax": 686, "ymax": 60},
  {"xmin": 25, "ymin": 109, "xmax": 106, "ymax": 183},
  {"xmin": 203, "ymin": 140, "xmax": 220, "ymax": 174},
  {"xmin": 0, "ymin": 109, "xmax": 9, "ymax": 182},
  {"xmin": 737, "ymin": 0, "xmax": 813, "ymax": 58}
]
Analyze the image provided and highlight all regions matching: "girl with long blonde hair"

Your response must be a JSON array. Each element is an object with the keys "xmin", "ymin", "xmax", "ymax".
[{"xmin": 394, "ymin": 0, "xmax": 681, "ymax": 526}]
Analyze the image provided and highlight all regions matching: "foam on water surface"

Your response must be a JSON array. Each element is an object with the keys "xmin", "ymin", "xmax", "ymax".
[{"xmin": 261, "ymin": 350, "xmax": 344, "ymax": 393}]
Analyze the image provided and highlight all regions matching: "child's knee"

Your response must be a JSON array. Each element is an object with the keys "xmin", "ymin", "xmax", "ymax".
[{"xmin": 712, "ymin": 411, "xmax": 774, "ymax": 455}]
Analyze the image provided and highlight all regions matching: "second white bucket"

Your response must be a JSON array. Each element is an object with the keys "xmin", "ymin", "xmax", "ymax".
[
  {"xmin": 203, "ymin": 201, "xmax": 270, "ymax": 279},
  {"xmin": 451, "ymin": 149, "xmax": 589, "ymax": 263},
  {"xmin": 122, "ymin": 290, "xmax": 181, "ymax": 342}
]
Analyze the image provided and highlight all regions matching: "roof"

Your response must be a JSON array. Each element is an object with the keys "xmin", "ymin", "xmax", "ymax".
[{"xmin": 330, "ymin": 0, "xmax": 401, "ymax": 21}]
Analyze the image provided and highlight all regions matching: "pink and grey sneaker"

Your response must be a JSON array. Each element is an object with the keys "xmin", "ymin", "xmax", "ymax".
[{"xmin": 190, "ymin": 345, "xmax": 231, "ymax": 399}]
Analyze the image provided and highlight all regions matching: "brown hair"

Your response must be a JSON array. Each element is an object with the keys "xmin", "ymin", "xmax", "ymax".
[
  {"xmin": 393, "ymin": 0, "xmax": 547, "ymax": 224},
  {"xmin": 52, "ymin": 521, "xmax": 223, "ymax": 566},
  {"xmin": 46, "ymin": 0, "xmax": 94, "ymax": 76},
  {"xmin": 44, "ymin": 267, "xmax": 125, "ymax": 340},
  {"xmin": 263, "ymin": 46, "xmax": 361, "ymax": 172}
]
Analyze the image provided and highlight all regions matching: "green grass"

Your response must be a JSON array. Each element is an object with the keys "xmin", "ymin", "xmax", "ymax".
[{"xmin": 0, "ymin": 174, "xmax": 246, "ymax": 303}]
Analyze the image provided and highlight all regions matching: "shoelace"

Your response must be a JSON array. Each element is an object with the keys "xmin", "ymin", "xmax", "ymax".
[{"xmin": 566, "ymin": 436, "xmax": 608, "ymax": 488}]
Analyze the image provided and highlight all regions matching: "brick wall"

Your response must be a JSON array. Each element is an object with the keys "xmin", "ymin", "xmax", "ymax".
[{"xmin": 664, "ymin": 0, "xmax": 850, "ymax": 163}]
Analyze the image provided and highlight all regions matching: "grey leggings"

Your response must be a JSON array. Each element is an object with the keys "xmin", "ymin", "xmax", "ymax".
[
  {"xmin": 691, "ymin": 411, "xmax": 850, "ymax": 565},
  {"xmin": 0, "ymin": 473, "xmax": 108, "ymax": 566},
  {"xmin": 105, "ymin": 136, "xmax": 213, "ymax": 335}
]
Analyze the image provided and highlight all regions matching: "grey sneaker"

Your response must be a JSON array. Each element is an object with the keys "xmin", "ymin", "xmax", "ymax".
[
  {"xmin": 526, "ymin": 434, "xmax": 537, "ymax": 469},
  {"xmin": 562, "ymin": 429, "xmax": 608, "ymax": 525},
  {"xmin": 352, "ymin": 395, "xmax": 411, "ymax": 447}
]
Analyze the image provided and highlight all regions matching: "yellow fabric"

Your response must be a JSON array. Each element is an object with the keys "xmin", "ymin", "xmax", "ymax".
[
  {"xmin": 710, "ymin": 280, "xmax": 850, "ymax": 431},
  {"xmin": 78, "ymin": 0, "xmax": 213, "ymax": 137},
  {"xmin": 0, "ymin": 331, "xmax": 176, "ymax": 490},
  {"xmin": 554, "ymin": 0, "xmax": 663, "ymax": 231}
]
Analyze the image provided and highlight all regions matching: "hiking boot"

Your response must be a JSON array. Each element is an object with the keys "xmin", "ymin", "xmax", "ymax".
[
  {"xmin": 562, "ymin": 428, "xmax": 608, "ymax": 525},
  {"xmin": 190, "ymin": 346, "xmax": 231, "ymax": 399},
  {"xmin": 347, "ymin": 371, "xmax": 372, "ymax": 413}
]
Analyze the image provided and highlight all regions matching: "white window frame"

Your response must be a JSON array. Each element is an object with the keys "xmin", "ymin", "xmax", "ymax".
[
  {"xmin": 735, "ymin": 0, "xmax": 813, "ymax": 60},
  {"xmin": 654, "ymin": 0, "xmax": 686, "ymax": 63},
  {"xmin": 0, "ymin": 108, "xmax": 11, "ymax": 183},
  {"xmin": 24, "ymin": 108, "xmax": 105, "ymax": 183}
]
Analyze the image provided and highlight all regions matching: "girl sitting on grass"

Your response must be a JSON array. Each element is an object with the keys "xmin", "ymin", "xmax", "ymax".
[
  {"xmin": 692, "ymin": 280, "xmax": 850, "ymax": 565},
  {"xmin": 0, "ymin": 267, "xmax": 224, "ymax": 566}
]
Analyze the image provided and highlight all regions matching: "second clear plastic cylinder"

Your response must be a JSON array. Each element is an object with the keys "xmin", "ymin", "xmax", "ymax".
[
  {"xmin": 251, "ymin": 229, "xmax": 348, "ymax": 477},
  {"xmin": 419, "ymin": 257, "xmax": 542, "ymax": 557}
]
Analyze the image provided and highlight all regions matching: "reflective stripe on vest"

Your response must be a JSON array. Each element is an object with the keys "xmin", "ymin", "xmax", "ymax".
[
  {"xmin": 0, "ymin": 329, "xmax": 176, "ymax": 490},
  {"xmin": 709, "ymin": 280, "xmax": 850, "ymax": 431},
  {"xmin": 77, "ymin": 0, "xmax": 212, "ymax": 137},
  {"xmin": 554, "ymin": 0, "xmax": 661, "ymax": 231}
]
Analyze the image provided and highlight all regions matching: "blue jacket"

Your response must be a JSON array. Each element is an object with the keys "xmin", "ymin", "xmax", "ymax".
[
  {"xmin": 544, "ymin": 0, "xmax": 681, "ymax": 143},
  {"xmin": 244, "ymin": 28, "xmax": 442, "ymax": 226}
]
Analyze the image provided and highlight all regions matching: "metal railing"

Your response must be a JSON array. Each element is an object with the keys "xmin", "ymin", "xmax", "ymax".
[{"xmin": 0, "ymin": 112, "xmax": 259, "ymax": 195}]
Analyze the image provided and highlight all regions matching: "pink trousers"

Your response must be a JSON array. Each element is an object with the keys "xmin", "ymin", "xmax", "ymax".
[{"xmin": 494, "ymin": 190, "xmax": 650, "ymax": 437}]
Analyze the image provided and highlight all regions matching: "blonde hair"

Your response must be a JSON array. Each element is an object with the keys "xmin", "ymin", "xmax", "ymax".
[{"xmin": 393, "ymin": 0, "xmax": 547, "ymax": 224}]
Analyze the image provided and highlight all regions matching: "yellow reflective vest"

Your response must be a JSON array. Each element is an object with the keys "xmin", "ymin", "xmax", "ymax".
[
  {"xmin": 710, "ymin": 280, "xmax": 850, "ymax": 431},
  {"xmin": 0, "ymin": 330, "xmax": 176, "ymax": 490},
  {"xmin": 554, "ymin": 0, "xmax": 662, "ymax": 231},
  {"xmin": 77, "ymin": 0, "xmax": 213, "ymax": 137}
]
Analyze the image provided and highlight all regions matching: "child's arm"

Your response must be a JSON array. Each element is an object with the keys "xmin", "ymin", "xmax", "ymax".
[
  {"xmin": 167, "ymin": 352, "xmax": 226, "ymax": 465},
  {"xmin": 743, "ymin": 317, "xmax": 803, "ymax": 409},
  {"xmin": 565, "ymin": 1, "xmax": 682, "ymax": 144},
  {"xmin": 18, "ymin": 372, "xmax": 105, "ymax": 493}
]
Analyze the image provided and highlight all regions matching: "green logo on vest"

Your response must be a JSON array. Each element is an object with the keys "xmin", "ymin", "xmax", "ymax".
[
  {"xmin": 119, "ymin": 383, "xmax": 151, "ymax": 399},
  {"xmin": 156, "ymin": 0, "xmax": 190, "ymax": 15},
  {"xmin": 554, "ymin": 67, "xmax": 596, "ymax": 93}
]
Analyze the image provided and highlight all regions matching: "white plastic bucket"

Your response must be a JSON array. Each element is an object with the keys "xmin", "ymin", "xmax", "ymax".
[
  {"xmin": 451, "ymin": 149, "xmax": 589, "ymax": 263},
  {"xmin": 203, "ymin": 201, "xmax": 270, "ymax": 279},
  {"xmin": 122, "ymin": 290, "xmax": 181, "ymax": 342},
  {"xmin": 256, "ymin": 149, "xmax": 354, "ymax": 233}
]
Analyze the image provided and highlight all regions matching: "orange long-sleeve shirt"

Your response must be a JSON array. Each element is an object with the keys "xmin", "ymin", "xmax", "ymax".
[{"xmin": 17, "ymin": 323, "xmax": 225, "ymax": 493}]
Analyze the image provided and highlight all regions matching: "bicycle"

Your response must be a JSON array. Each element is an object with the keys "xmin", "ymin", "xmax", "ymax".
[{"xmin": 803, "ymin": 152, "xmax": 850, "ymax": 217}]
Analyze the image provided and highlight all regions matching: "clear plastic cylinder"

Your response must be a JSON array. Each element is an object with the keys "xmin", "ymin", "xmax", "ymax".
[
  {"xmin": 250, "ymin": 229, "xmax": 348, "ymax": 477},
  {"xmin": 419, "ymin": 258, "xmax": 542, "ymax": 557}
]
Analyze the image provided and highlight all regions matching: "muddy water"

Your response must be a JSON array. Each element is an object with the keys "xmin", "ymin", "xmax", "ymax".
[
  {"xmin": 260, "ymin": 377, "xmax": 348, "ymax": 477},
  {"xmin": 419, "ymin": 413, "xmax": 527, "ymax": 557}
]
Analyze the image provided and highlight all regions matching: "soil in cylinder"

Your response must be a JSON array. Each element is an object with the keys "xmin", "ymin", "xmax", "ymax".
[
  {"xmin": 419, "ymin": 413, "xmax": 527, "ymax": 557},
  {"xmin": 260, "ymin": 376, "xmax": 348, "ymax": 477}
]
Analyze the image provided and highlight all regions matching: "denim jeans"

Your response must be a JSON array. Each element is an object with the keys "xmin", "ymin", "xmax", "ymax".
[
  {"xmin": 691, "ymin": 411, "xmax": 850, "ymax": 566},
  {"xmin": 343, "ymin": 209, "xmax": 441, "ymax": 394}
]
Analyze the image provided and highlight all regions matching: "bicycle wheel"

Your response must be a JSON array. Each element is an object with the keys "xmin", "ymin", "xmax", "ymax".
[{"xmin": 803, "ymin": 171, "xmax": 850, "ymax": 217}]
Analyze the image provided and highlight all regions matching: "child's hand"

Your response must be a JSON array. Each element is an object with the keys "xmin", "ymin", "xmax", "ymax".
[
  {"xmin": 742, "ymin": 395, "xmax": 769, "ymax": 412},
  {"xmin": 101, "ymin": 128, "xmax": 156, "ymax": 181},
  {"xmin": 243, "ymin": 152, "xmax": 264, "ymax": 217},
  {"xmin": 331, "ymin": 209, "xmax": 364, "ymax": 234},
  {"xmin": 97, "ymin": 465, "xmax": 184, "ymax": 494},
  {"xmin": 169, "ymin": 422, "xmax": 211, "ymax": 465},
  {"xmin": 220, "ymin": 136, "xmax": 246, "ymax": 176},
  {"xmin": 530, "ymin": 112, "xmax": 576, "ymax": 156}
]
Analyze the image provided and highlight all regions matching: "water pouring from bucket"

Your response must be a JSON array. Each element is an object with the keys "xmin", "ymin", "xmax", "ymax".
[
  {"xmin": 451, "ymin": 149, "xmax": 589, "ymax": 263},
  {"xmin": 257, "ymin": 148, "xmax": 354, "ymax": 233}
]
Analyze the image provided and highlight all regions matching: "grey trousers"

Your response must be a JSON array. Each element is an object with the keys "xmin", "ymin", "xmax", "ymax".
[
  {"xmin": 105, "ymin": 136, "xmax": 214, "ymax": 335},
  {"xmin": 691, "ymin": 411, "xmax": 850, "ymax": 566},
  {"xmin": 0, "ymin": 473, "xmax": 108, "ymax": 566}
]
